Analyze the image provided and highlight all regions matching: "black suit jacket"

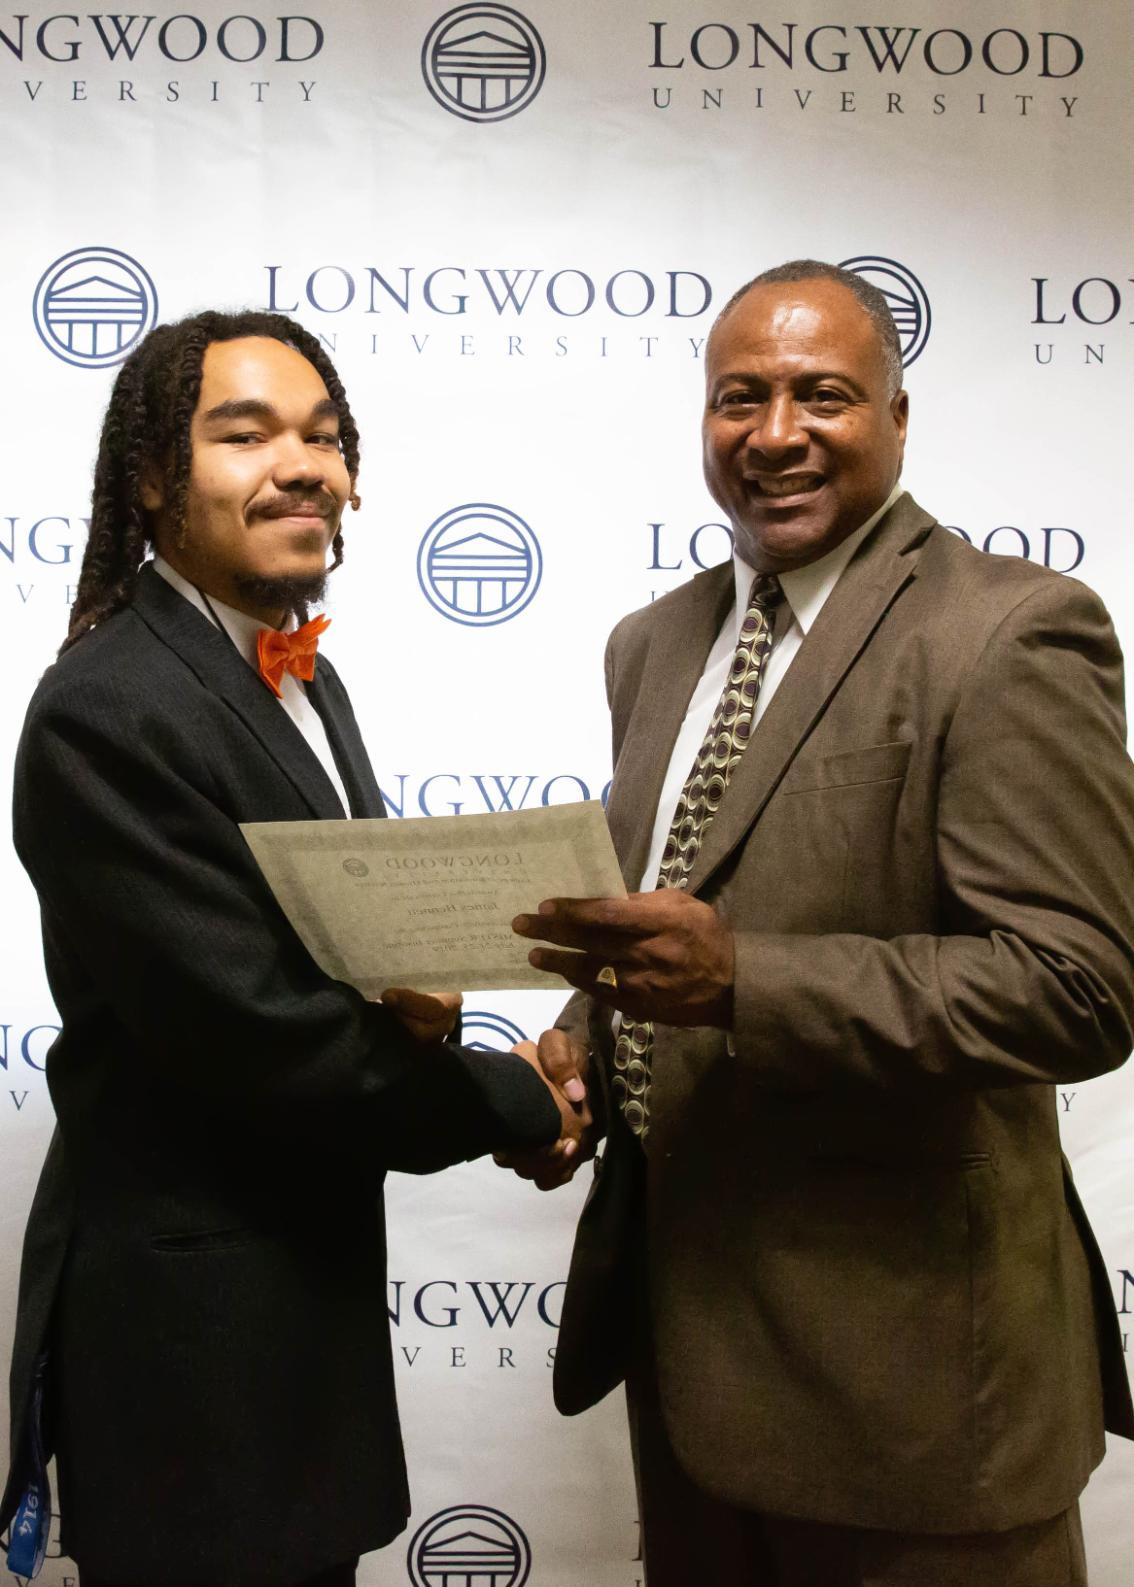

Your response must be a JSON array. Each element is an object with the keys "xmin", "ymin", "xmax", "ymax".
[{"xmin": 1, "ymin": 566, "xmax": 558, "ymax": 1583}]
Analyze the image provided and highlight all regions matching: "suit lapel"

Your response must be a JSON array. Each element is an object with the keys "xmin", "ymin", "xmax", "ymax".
[
  {"xmin": 307, "ymin": 665, "xmax": 386, "ymax": 820},
  {"xmin": 605, "ymin": 565, "xmax": 735, "ymax": 890},
  {"xmin": 686, "ymin": 495, "xmax": 936, "ymax": 894},
  {"xmin": 132, "ymin": 566, "xmax": 346, "ymax": 820}
]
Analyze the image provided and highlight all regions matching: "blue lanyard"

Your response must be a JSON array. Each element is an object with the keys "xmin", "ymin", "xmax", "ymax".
[{"xmin": 5, "ymin": 1354, "xmax": 51, "ymax": 1579}]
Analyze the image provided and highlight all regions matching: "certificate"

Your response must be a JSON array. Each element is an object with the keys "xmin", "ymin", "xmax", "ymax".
[{"xmin": 240, "ymin": 801, "xmax": 626, "ymax": 994}]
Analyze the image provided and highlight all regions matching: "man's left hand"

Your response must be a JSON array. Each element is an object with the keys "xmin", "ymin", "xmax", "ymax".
[
  {"xmin": 381, "ymin": 988, "xmax": 462, "ymax": 1042},
  {"xmin": 513, "ymin": 890, "xmax": 734, "ymax": 1028}
]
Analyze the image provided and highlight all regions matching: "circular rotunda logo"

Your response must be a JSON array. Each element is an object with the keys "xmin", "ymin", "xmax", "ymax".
[
  {"xmin": 408, "ymin": 1504, "xmax": 531, "ymax": 1587},
  {"xmin": 422, "ymin": 4, "xmax": 546, "ymax": 123},
  {"xmin": 33, "ymin": 246, "xmax": 159, "ymax": 369},
  {"xmin": 839, "ymin": 255, "xmax": 931, "ymax": 369},
  {"xmin": 461, "ymin": 1011, "xmax": 528, "ymax": 1051},
  {"xmin": 418, "ymin": 503, "xmax": 542, "ymax": 627}
]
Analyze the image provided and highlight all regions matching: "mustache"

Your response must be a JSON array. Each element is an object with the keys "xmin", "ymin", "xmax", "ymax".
[{"xmin": 251, "ymin": 491, "xmax": 339, "ymax": 521}]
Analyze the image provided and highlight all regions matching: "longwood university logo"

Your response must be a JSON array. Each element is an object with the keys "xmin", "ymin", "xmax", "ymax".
[
  {"xmin": 418, "ymin": 504, "xmax": 542, "ymax": 626},
  {"xmin": 422, "ymin": 4, "xmax": 546, "ymax": 122},
  {"xmin": 33, "ymin": 246, "xmax": 158, "ymax": 368},
  {"xmin": 408, "ymin": 1505, "xmax": 532, "ymax": 1587},
  {"xmin": 839, "ymin": 255, "xmax": 931, "ymax": 368},
  {"xmin": 461, "ymin": 1011, "xmax": 527, "ymax": 1050}
]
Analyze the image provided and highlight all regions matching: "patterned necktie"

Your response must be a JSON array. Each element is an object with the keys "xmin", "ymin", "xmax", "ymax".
[{"xmin": 612, "ymin": 573, "xmax": 784, "ymax": 1140}]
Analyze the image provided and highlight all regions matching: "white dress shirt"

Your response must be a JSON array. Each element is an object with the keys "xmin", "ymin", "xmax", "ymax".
[
  {"xmin": 152, "ymin": 556, "xmax": 352, "ymax": 817},
  {"xmin": 635, "ymin": 485, "xmax": 905, "ymax": 891}
]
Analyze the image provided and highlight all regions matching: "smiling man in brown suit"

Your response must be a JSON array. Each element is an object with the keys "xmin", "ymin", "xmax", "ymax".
[{"xmin": 505, "ymin": 261, "xmax": 1134, "ymax": 1585}]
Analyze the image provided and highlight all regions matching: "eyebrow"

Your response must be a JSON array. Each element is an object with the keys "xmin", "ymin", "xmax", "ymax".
[
  {"xmin": 201, "ymin": 397, "xmax": 339, "ymax": 424},
  {"xmin": 710, "ymin": 371, "xmax": 869, "ymax": 397}
]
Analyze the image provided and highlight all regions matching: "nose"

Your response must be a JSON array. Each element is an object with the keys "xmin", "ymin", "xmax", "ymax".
[
  {"xmin": 746, "ymin": 393, "xmax": 806, "ymax": 459},
  {"xmin": 271, "ymin": 430, "xmax": 325, "ymax": 487}
]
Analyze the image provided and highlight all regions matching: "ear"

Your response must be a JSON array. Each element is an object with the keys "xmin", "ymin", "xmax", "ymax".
[{"xmin": 139, "ymin": 463, "xmax": 164, "ymax": 513}]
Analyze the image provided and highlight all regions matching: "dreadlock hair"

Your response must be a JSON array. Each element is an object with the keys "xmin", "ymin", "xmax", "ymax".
[
  {"xmin": 62, "ymin": 308, "xmax": 361, "ymax": 654},
  {"xmin": 710, "ymin": 260, "xmax": 905, "ymax": 398}
]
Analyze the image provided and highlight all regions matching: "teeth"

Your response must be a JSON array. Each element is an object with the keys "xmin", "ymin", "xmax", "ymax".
[{"xmin": 756, "ymin": 476, "xmax": 821, "ymax": 497}]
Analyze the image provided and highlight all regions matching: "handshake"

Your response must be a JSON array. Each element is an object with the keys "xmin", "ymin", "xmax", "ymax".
[
  {"xmin": 497, "ymin": 1029, "xmax": 594, "ymax": 1192},
  {"xmin": 381, "ymin": 886, "xmax": 739, "ymax": 1189},
  {"xmin": 381, "ymin": 985, "xmax": 593, "ymax": 1193}
]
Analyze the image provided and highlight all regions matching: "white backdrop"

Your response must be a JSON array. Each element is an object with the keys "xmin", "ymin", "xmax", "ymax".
[{"xmin": 2, "ymin": 1, "xmax": 1132, "ymax": 1582}]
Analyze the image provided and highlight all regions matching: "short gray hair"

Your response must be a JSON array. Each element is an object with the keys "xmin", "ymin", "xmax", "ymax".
[{"xmin": 711, "ymin": 259, "xmax": 904, "ymax": 397}]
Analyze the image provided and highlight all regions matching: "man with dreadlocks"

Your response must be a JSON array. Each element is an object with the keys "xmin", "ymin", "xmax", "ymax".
[{"xmin": 0, "ymin": 311, "xmax": 579, "ymax": 1587}]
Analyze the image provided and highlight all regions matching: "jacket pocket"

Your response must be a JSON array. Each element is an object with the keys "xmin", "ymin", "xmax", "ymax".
[
  {"xmin": 150, "ymin": 1226, "xmax": 251, "ymax": 1254},
  {"xmin": 780, "ymin": 738, "xmax": 912, "ymax": 795}
]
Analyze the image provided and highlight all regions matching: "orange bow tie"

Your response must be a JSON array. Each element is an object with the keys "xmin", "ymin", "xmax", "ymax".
[{"xmin": 256, "ymin": 614, "xmax": 331, "ymax": 698}]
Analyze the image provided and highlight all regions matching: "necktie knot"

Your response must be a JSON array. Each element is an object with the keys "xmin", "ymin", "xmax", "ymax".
[
  {"xmin": 738, "ymin": 573, "xmax": 783, "ymax": 651},
  {"xmin": 256, "ymin": 613, "xmax": 331, "ymax": 698},
  {"xmin": 747, "ymin": 571, "xmax": 784, "ymax": 610}
]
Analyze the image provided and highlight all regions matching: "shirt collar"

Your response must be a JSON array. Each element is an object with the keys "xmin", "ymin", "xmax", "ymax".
[
  {"xmin": 731, "ymin": 482, "xmax": 906, "ymax": 641},
  {"xmin": 151, "ymin": 555, "xmax": 295, "ymax": 670}
]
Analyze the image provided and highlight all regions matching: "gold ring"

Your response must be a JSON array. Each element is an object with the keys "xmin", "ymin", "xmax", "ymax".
[{"xmin": 596, "ymin": 965, "xmax": 619, "ymax": 990}]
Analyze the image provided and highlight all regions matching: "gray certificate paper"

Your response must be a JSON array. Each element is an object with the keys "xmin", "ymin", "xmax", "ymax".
[{"xmin": 241, "ymin": 802, "xmax": 626, "ymax": 994}]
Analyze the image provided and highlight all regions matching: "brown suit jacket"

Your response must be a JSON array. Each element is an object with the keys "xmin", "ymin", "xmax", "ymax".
[{"xmin": 553, "ymin": 493, "xmax": 1134, "ymax": 1534}]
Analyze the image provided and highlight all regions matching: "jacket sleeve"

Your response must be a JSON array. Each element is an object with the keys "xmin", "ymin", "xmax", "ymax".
[
  {"xmin": 730, "ymin": 577, "xmax": 1134, "ymax": 1092},
  {"xmin": 14, "ymin": 674, "xmax": 559, "ymax": 1170},
  {"xmin": 547, "ymin": 623, "xmax": 629, "ymax": 1135}
]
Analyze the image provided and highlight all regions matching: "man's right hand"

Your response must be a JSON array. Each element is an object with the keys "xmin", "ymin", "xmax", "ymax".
[{"xmin": 497, "ymin": 1031, "xmax": 593, "ymax": 1191}]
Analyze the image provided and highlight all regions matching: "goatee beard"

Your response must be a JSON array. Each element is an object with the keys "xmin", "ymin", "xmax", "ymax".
[{"xmin": 233, "ymin": 570, "xmax": 329, "ymax": 622}]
